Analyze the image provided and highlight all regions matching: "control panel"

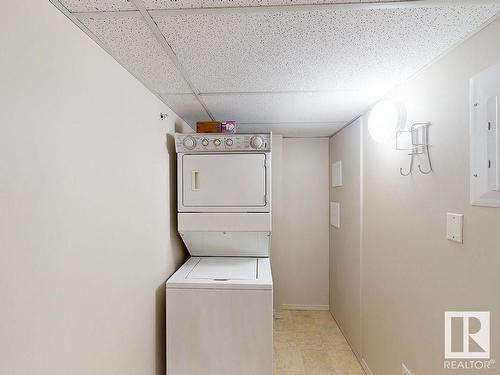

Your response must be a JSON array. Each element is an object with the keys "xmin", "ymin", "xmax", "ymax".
[{"xmin": 175, "ymin": 133, "xmax": 272, "ymax": 153}]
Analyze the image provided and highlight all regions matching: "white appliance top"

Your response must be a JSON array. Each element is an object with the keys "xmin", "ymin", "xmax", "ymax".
[
  {"xmin": 175, "ymin": 133, "xmax": 271, "ymax": 153},
  {"xmin": 187, "ymin": 257, "xmax": 257, "ymax": 280},
  {"xmin": 167, "ymin": 257, "xmax": 273, "ymax": 290}
]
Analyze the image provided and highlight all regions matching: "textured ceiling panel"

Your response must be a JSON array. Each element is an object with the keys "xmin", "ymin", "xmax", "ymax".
[
  {"xmin": 201, "ymin": 91, "xmax": 378, "ymax": 123},
  {"xmin": 59, "ymin": 0, "xmax": 136, "ymax": 12},
  {"xmin": 237, "ymin": 122, "xmax": 346, "ymax": 137},
  {"xmin": 154, "ymin": 5, "xmax": 500, "ymax": 93},
  {"xmin": 53, "ymin": 1, "xmax": 500, "ymax": 136},
  {"xmin": 160, "ymin": 94, "xmax": 211, "ymax": 124},
  {"xmin": 81, "ymin": 15, "xmax": 191, "ymax": 93},
  {"xmin": 144, "ymin": 0, "xmax": 410, "ymax": 9}
]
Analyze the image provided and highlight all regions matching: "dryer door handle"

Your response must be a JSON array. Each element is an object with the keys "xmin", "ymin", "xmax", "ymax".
[{"xmin": 191, "ymin": 170, "xmax": 200, "ymax": 191}]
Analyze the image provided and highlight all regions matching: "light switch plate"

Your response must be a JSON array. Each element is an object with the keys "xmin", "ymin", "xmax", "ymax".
[
  {"xmin": 330, "ymin": 202, "xmax": 340, "ymax": 228},
  {"xmin": 446, "ymin": 213, "xmax": 464, "ymax": 243},
  {"xmin": 332, "ymin": 161, "xmax": 343, "ymax": 187}
]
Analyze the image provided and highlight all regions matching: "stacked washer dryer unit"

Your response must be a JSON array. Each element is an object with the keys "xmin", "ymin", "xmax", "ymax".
[{"xmin": 167, "ymin": 133, "xmax": 273, "ymax": 375}]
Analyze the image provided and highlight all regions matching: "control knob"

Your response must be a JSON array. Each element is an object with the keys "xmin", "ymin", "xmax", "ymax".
[
  {"xmin": 250, "ymin": 136, "xmax": 264, "ymax": 149},
  {"xmin": 225, "ymin": 138, "xmax": 233, "ymax": 146},
  {"xmin": 213, "ymin": 139, "xmax": 221, "ymax": 146},
  {"xmin": 201, "ymin": 138, "xmax": 209, "ymax": 146},
  {"xmin": 182, "ymin": 136, "xmax": 196, "ymax": 150}
]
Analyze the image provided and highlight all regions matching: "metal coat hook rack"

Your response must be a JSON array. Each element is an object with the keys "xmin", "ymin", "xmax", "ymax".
[{"xmin": 396, "ymin": 122, "xmax": 432, "ymax": 176}]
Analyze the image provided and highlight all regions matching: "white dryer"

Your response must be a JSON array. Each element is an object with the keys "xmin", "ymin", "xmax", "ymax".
[{"xmin": 167, "ymin": 133, "xmax": 273, "ymax": 375}]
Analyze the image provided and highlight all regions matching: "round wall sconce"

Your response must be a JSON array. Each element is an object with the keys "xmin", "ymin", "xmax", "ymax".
[{"xmin": 368, "ymin": 100, "xmax": 405, "ymax": 142}]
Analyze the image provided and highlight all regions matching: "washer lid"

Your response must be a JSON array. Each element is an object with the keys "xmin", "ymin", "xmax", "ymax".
[
  {"xmin": 167, "ymin": 257, "xmax": 272, "ymax": 290},
  {"xmin": 187, "ymin": 257, "xmax": 257, "ymax": 281}
]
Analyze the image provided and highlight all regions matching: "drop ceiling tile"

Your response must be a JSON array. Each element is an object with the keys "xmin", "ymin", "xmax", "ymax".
[
  {"xmin": 59, "ymin": 0, "xmax": 136, "ymax": 12},
  {"xmin": 201, "ymin": 91, "xmax": 378, "ymax": 124},
  {"xmin": 160, "ymin": 94, "xmax": 211, "ymax": 125},
  {"xmin": 153, "ymin": 5, "xmax": 500, "ymax": 93},
  {"xmin": 237, "ymin": 122, "xmax": 346, "ymax": 137},
  {"xmin": 144, "ymin": 0, "xmax": 408, "ymax": 10},
  {"xmin": 80, "ymin": 15, "xmax": 191, "ymax": 94}
]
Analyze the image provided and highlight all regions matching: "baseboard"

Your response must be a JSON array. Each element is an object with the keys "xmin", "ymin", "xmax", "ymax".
[
  {"xmin": 282, "ymin": 304, "xmax": 330, "ymax": 311},
  {"xmin": 330, "ymin": 311, "xmax": 371, "ymax": 375},
  {"xmin": 361, "ymin": 358, "xmax": 374, "ymax": 375}
]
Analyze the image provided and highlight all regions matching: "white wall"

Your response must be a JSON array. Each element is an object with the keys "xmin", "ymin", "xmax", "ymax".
[
  {"xmin": 273, "ymin": 138, "xmax": 330, "ymax": 310},
  {"xmin": 0, "ymin": 1, "xmax": 191, "ymax": 374},
  {"xmin": 329, "ymin": 120, "xmax": 362, "ymax": 355},
  {"xmin": 329, "ymin": 16, "xmax": 500, "ymax": 375}
]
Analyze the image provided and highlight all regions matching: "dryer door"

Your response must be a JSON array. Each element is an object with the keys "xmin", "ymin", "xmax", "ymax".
[{"xmin": 181, "ymin": 153, "xmax": 267, "ymax": 208}]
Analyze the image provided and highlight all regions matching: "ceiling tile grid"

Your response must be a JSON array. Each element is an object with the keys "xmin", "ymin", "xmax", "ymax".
[
  {"xmin": 144, "ymin": 0, "xmax": 411, "ymax": 10},
  {"xmin": 52, "ymin": 0, "xmax": 500, "ymax": 135},
  {"xmin": 236, "ymin": 122, "xmax": 347, "ymax": 137},
  {"xmin": 80, "ymin": 14, "xmax": 192, "ymax": 94},
  {"xmin": 153, "ymin": 5, "xmax": 500, "ymax": 94},
  {"xmin": 59, "ymin": 0, "xmax": 413, "ymax": 12},
  {"xmin": 200, "ymin": 91, "xmax": 379, "ymax": 124},
  {"xmin": 59, "ymin": 0, "xmax": 136, "ymax": 12}
]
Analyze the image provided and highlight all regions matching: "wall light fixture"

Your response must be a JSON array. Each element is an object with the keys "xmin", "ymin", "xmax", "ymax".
[{"xmin": 367, "ymin": 100, "xmax": 405, "ymax": 142}]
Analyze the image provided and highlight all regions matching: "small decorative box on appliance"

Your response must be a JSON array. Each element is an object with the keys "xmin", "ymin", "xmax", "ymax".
[
  {"xmin": 196, "ymin": 121, "xmax": 221, "ymax": 133},
  {"xmin": 221, "ymin": 121, "xmax": 236, "ymax": 133}
]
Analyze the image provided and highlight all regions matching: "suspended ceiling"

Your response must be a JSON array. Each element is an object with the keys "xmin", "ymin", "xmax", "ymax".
[{"xmin": 51, "ymin": 0, "xmax": 500, "ymax": 136}]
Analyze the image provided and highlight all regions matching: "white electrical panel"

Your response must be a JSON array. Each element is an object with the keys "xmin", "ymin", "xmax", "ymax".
[
  {"xmin": 332, "ymin": 161, "xmax": 343, "ymax": 187},
  {"xmin": 446, "ymin": 213, "xmax": 464, "ymax": 243},
  {"xmin": 470, "ymin": 62, "xmax": 500, "ymax": 207},
  {"xmin": 487, "ymin": 96, "xmax": 499, "ymax": 191}
]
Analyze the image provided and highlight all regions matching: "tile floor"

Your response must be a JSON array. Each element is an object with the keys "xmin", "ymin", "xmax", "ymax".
[{"xmin": 273, "ymin": 310, "xmax": 364, "ymax": 375}]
